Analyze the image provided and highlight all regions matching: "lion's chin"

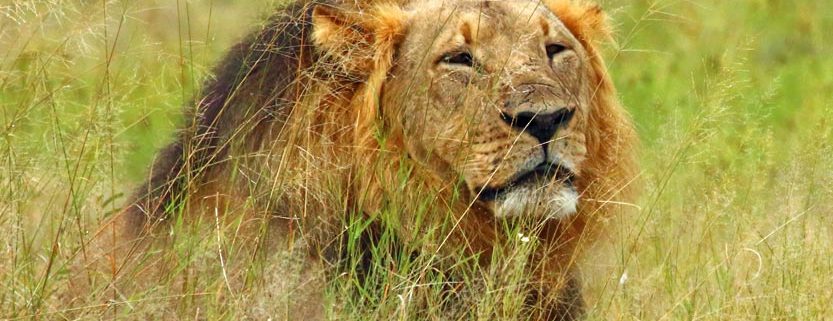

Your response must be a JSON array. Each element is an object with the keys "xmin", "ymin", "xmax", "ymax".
[{"xmin": 491, "ymin": 184, "xmax": 579, "ymax": 220}]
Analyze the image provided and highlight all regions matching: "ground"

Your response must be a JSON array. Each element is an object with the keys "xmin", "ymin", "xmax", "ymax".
[{"xmin": 1, "ymin": 0, "xmax": 832, "ymax": 320}]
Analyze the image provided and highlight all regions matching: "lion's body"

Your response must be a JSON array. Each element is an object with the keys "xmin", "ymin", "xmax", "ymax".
[{"xmin": 74, "ymin": 1, "xmax": 636, "ymax": 319}]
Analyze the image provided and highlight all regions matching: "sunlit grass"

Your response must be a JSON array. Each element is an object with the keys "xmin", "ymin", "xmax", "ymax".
[{"xmin": 1, "ymin": 0, "xmax": 831, "ymax": 320}]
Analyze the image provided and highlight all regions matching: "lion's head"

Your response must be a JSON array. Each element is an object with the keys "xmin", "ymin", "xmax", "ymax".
[{"xmin": 310, "ymin": 0, "xmax": 635, "ymax": 227}]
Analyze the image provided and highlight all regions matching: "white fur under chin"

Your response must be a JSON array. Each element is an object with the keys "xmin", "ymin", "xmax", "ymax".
[{"xmin": 493, "ymin": 186, "xmax": 579, "ymax": 220}]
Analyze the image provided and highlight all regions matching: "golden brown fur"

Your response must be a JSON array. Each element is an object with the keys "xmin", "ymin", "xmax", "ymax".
[{"xmin": 72, "ymin": 0, "xmax": 636, "ymax": 319}]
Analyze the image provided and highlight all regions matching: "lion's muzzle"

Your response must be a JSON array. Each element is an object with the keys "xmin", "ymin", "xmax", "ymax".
[
  {"xmin": 476, "ymin": 161, "xmax": 579, "ymax": 220},
  {"xmin": 476, "ymin": 162, "xmax": 575, "ymax": 202}
]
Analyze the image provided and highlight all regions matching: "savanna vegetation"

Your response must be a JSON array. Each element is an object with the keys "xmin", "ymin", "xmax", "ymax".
[{"xmin": 1, "ymin": 0, "xmax": 831, "ymax": 320}]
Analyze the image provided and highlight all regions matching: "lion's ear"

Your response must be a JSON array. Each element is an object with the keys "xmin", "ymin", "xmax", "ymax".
[
  {"xmin": 545, "ymin": 0, "xmax": 612, "ymax": 46},
  {"xmin": 312, "ymin": 4, "xmax": 406, "ymax": 77}
]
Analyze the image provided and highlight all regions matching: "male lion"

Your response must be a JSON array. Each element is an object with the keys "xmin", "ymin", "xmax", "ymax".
[{"xmin": 74, "ymin": 0, "xmax": 636, "ymax": 319}]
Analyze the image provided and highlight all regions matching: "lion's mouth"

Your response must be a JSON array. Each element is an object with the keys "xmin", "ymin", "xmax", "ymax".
[{"xmin": 476, "ymin": 162, "xmax": 576, "ymax": 202}]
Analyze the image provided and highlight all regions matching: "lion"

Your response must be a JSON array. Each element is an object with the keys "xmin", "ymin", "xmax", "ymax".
[{"xmin": 72, "ymin": 0, "xmax": 636, "ymax": 320}]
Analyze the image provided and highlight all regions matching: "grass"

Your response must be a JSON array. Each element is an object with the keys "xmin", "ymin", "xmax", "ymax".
[{"xmin": 2, "ymin": 0, "xmax": 832, "ymax": 320}]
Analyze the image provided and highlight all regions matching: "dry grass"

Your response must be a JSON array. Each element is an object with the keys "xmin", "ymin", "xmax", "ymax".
[{"xmin": 1, "ymin": 0, "xmax": 832, "ymax": 320}]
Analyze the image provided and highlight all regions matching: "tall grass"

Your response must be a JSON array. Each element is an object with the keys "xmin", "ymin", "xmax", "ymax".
[{"xmin": 1, "ymin": 0, "xmax": 831, "ymax": 320}]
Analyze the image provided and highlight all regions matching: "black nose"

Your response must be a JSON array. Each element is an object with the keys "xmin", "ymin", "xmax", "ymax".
[{"xmin": 500, "ymin": 108, "xmax": 575, "ymax": 143}]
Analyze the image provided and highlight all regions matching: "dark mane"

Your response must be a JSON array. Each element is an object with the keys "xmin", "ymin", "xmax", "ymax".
[{"xmin": 124, "ymin": 0, "xmax": 320, "ymax": 232}]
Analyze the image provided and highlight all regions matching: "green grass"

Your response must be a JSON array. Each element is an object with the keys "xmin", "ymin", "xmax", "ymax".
[{"xmin": 2, "ymin": 0, "xmax": 832, "ymax": 320}]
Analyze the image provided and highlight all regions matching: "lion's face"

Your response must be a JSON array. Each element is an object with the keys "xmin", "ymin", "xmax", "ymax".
[{"xmin": 382, "ymin": 0, "xmax": 592, "ymax": 220}]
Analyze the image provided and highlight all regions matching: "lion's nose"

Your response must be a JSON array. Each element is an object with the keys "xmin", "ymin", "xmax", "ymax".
[{"xmin": 500, "ymin": 108, "xmax": 575, "ymax": 143}]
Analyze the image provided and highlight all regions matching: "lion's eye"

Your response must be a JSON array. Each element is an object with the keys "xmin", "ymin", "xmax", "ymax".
[
  {"xmin": 546, "ymin": 44, "xmax": 568, "ymax": 60},
  {"xmin": 440, "ymin": 51, "xmax": 474, "ymax": 67}
]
